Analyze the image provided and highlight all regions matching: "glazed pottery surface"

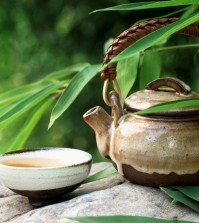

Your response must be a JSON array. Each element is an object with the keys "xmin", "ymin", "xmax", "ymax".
[
  {"xmin": 111, "ymin": 115, "xmax": 199, "ymax": 186},
  {"xmin": 84, "ymin": 18, "xmax": 199, "ymax": 187},
  {"xmin": 0, "ymin": 148, "xmax": 92, "ymax": 206},
  {"xmin": 83, "ymin": 77, "xmax": 199, "ymax": 187}
]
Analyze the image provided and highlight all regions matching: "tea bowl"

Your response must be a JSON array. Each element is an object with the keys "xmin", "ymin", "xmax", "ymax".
[{"xmin": 0, "ymin": 148, "xmax": 92, "ymax": 207}]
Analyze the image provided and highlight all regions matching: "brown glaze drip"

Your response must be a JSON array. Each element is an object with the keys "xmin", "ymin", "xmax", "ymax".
[{"xmin": 122, "ymin": 164, "xmax": 199, "ymax": 188}]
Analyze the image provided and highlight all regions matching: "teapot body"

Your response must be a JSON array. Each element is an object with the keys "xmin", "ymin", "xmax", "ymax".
[
  {"xmin": 110, "ymin": 115, "xmax": 199, "ymax": 187},
  {"xmin": 95, "ymin": 18, "xmax": 199, "ymax": 187}
]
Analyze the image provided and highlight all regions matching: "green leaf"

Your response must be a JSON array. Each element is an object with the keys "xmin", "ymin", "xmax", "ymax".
[
  {"xmin": 171, "ymin": 199, "xmax": 179, "ymax": 205},
  {"xmin": 117, "ymin": 54, "xmax": 140, "ymax": 102},
  {"xmin": 42, "ymin": 63, "xmax": 90, "ymax": 80},
  {"xmin": 139, "ymin": 50, "xmax": 161, "ymax": 89},
  {"xmin": 48, "ymin": 64, "xmax": 101, "ymax": 129},
  {"xmin": 6, "ymin": 97, "xmax": 54, "ymax": 153},
  {"xmin": 132, "ymin": 6, "xmax": 193, "ymax": 46},
  {"xmin": 69, "ymin": 215, "xmax": 195, "ymax": 223},
  {"xmin": 0, "ymin": 81, "xmax": 55, "ymax": 118},
  {"xmin": 161, "ymin": 187, "xmax": 199, "ymax": 212},
  {"xmin": 108, "ymin": 13, "xmax": 199, "ymax": 63},
  {"xmin": 84, "ymin": 166, "xmax": 118, "ymax": 184},
  {"xmin": 92, "ymin": 0, "xmax": 199, "ymax": 13},
  {"xmin": 0, "ymin": 81, "xmax": 65, "ymax": 124},
  {"xmin": 0, "ymin": 101, "xmax": 23, "ymax": 117},
  {"xmin": 171, "ymin": 186, "xmax": 199, "ymax": 202},
  {"xmin": 181, "ymin": 5, "xmax": 199, "ymax": 19},
  {"xmin": 134, "ymin": 7, "xmax": 191, "ymax": 25},
  {"xmin": 0, "ymin": 81, "xmax": 52, "ymax": 105},
  {"xmin": 104, "ymin": 38, "xmax": 114, "ymax": 54},
  {"xmin": 135, "ymin": 98, "xmax": 199, "ymax": 115},
  {"xmin": 156, "ymin": 43, "xmax": 199, "ymax": 52}
]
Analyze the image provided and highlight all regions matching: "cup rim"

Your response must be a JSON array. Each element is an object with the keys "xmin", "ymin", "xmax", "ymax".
[{"xmin": 0, "ymin": 147, "xmax": 92, "ymax": 170}]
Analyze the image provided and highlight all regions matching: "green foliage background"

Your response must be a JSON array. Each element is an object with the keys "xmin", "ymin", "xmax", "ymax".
[{"xmin": 0, "ymin": 0, "xmax": 198, "ymax": 161}]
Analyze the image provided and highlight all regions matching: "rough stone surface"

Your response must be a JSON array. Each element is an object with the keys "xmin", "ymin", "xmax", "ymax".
[{"xmin": 1, "ymin": 162, "xmax": 199, "ymax": 223}]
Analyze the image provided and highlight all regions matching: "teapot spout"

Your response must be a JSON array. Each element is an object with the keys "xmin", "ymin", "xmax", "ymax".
[{"xmin": 83, "ymin": 106, "xmax": 113, "ymax": 158}]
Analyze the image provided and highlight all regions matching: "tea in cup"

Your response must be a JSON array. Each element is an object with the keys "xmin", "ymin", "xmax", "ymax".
[{"xmin": 0, "ymin": 148, "xmax": 92, "ymax": 206}]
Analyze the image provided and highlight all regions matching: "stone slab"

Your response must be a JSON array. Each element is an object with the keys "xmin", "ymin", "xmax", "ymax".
[{"xmin": 0, "ymin": 162, "xmax": 199, "ymax": 223}]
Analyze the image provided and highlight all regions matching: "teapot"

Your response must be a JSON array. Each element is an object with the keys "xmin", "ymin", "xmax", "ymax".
[{"xmin": 83, "ymin": 18, "xmax": 199, "ymax": 187}]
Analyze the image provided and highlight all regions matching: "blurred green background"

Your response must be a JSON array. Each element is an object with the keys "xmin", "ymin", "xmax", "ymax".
[{"xmin": 0, "ymin": 0, "xmax": 198, "ymax": 161}]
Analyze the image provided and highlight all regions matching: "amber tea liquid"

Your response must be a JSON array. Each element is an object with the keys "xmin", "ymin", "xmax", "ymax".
[{"xmin": 0, "ymin": 157, "xmax": 67, "ymax": 168}]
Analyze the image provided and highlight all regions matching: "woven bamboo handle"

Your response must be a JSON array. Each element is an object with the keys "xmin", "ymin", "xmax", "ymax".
[{"xmin": 101, "ymin": 18, "xmax": 199, "ymax": 81}]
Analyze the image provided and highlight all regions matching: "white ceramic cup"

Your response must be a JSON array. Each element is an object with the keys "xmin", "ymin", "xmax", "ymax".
[{"xmin": 0, "ymin": 148, "xmax": 92, "ymax": 206}]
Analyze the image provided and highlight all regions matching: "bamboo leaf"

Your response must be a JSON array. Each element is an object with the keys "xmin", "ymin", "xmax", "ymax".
[
  {"xmin": 42, "ymin": 63, "xmax": 90, "ymax": 80},
  {"xmin": 160, "ymin": 187, "xmax": 199, "ymax": 212},
  {"xmin": 0, "ymin": 101, "xmax": 23, "ymax": 117},
  {"xmin": 0, "ymin": 81, "xmax": 65, "ymax": 124},
  {"xmin": 6, "ymin": 97, "xmax": 54, "ymax": 153},
  {"xmin": 156, "ymin": 43, "xmax": 199, "ymax": 52},
  {"xmin": 108, "ymin": 14, "xmax": 199, "ymax": 63},
  {"xmin": 92, "ymin": 0, "xmax": 199, "ymax": 13},
  {"xmin": 0, "ymin": 81, "xmax": 52, "ymax": 105},
  {"xmin": 0, "ymin": 81, "xmax": 54, "ymax": 117},
  {"xmin": 48, "ymin": 64, "xmax": 101, "ymax": 129},
  {"xmin": 117, "ymin": 54, "xmax": 140, "ymax": 102},
  {"xmin": 135, "ymin": 98, "xmax": 199, "ymax": 115},
  {"xmin": 84, "ymin": 166, "xmax": 118, "ymax": 184},
  {"xmin": 171, "ymin": 199, "xmax": 179, "ymax": 205},
  {"xmin": 69, "ymin": 215, "xmax": 195, "ymax": 223},
  {"xmin": 139, "ymin": 50, "xmax": 161, "ymax": 89},
  {"xmin": 171, "ymin": 186, "xmax": 199, "ymax": 202},
  {"xmin": 104, "ymin": 38, "xmax": 114, "ymax": 54},
  {"xmin": 180, "ymin": 5, "xmax": 199, "ymax": 19},
  {"xmin": 134, "ymin": 7, "xmax": 191, "ymax": 25}
]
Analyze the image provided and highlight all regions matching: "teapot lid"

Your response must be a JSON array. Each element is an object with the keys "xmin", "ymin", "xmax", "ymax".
[{"xmin": 124, "ymin": 77, "xmax": 199, "ymax": 116}]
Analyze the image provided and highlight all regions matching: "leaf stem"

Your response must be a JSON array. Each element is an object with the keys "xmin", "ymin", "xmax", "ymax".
[{"xmin": 154, "ymin": 43, "xmax": 199, "ymax": 52}]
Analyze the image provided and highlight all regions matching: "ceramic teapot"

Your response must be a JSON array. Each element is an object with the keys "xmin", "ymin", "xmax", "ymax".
[{"xmin": 83, "ymin": 18, "xmax": 199, "ymax": 187}]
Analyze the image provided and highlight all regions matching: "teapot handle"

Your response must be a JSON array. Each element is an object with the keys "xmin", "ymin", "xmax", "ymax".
[
  {"xmin": 101, "ymin": 17, "xmax": 199, "ymax": 105},
  {"xmin": 146, "ymin": 77, "xmax": 191, "ymax": 95}
]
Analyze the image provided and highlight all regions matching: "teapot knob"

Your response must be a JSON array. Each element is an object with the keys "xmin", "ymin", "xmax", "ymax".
[{"xmin": 146, "ymin": 77, "xmax": 191, "ymax": 95}]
